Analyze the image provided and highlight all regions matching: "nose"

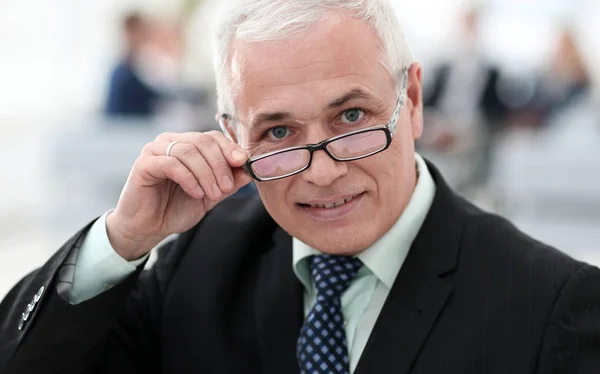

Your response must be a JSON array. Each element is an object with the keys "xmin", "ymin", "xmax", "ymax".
[{"xmin": 301, "ymin": 149, "xmax": 348, "ymax": 187}]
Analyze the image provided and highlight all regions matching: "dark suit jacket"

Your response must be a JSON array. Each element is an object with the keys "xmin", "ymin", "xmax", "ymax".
[{"xmin": 1, "ymin": 163, "xmax": 599, "ymax": 373}]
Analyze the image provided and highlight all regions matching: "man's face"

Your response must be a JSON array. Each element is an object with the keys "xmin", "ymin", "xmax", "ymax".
[{"xmin": 229, "ymin": 13, "xmax": 424, "ymax": 254}]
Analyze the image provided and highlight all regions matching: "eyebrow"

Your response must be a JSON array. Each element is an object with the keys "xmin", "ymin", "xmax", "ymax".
[
  {"xmin": 327, "ymin": 89, "xmax": 375, "ymax": 109},
  {"xmin": 250, "ymin": 111, "xmax": 292, "ymax": 129},
  {"xmin": 249, "ymin": 89, "xmax": 377, "ymax": 128}
]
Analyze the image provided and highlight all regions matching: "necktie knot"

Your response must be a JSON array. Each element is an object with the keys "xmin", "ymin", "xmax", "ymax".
[{"xmin": 309, "ymin": 255, "xmax": 363, "ymax": 299}]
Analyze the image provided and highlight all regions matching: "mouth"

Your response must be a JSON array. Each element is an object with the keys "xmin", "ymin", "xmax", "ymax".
[
  {"xmin": 296, "ymin": 192, "xmax": 365, "ymax": 221},
  {"xmin": 298, "ymin": 193, "xmax": 362, "ymax": 209}
]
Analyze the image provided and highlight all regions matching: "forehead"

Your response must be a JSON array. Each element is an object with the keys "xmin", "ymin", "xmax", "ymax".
[{"xmin": 229, "ymin": 13, "xmax": 396, "ymax": 119}]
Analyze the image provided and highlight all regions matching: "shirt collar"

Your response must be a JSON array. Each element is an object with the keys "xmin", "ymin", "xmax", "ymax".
[{"xmin": 293, "ymin": 153, "xmax": 436, "ymax": 292}]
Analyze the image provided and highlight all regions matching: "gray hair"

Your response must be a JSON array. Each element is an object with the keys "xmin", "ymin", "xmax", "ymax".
[{"xmin": 212, "ymin": 0, "xmax": 414, "ymax": 121}]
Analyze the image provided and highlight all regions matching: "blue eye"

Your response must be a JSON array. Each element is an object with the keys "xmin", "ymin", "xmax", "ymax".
[
  {"xmin": 341, "ymin": 108, "xmax": 364, "ymax": 123},
  {"xmin": 268, "ymin": 126, "xmax": 289, "ymax": 140}
]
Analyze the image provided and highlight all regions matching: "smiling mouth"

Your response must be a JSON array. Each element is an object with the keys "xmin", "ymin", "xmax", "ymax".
[{"xmin": 298, "ymin": 193, "xmax": 364, "ymax": 209}]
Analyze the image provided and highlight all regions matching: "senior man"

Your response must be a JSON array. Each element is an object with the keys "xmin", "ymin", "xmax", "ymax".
[{"xmin": 1, "ymin": 0, "xmax": 599, "ymax": 373}]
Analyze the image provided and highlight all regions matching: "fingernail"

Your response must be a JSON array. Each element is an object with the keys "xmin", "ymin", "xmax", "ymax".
[
  {"xmin": 232, "ymin": 149, "xmax": 246, "ymax": 162},
  {"xmin": 222, "ymin": 176, "xmax": 233, "ymax": 191},
  {"xmin": 212, "ymin": 183, "xmax": 222, "ymax": 198}
]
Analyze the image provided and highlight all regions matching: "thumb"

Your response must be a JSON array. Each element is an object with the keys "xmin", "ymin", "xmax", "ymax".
[
  {"xmin": 232, "ymin": 167, "xmax": 253, "ymax": 191},
  {"xmin": 203, "ymin": 168, "xmax": 254, "ymax": 211}
]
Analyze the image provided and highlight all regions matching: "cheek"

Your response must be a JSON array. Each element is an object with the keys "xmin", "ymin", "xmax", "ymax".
[
  {"xmin": 256, "ymin": 180, "xmax": 292, "ymax": 210},
  {"xmin": 366, "ymin": 139, "xmax": 413, "ymax": 190}
]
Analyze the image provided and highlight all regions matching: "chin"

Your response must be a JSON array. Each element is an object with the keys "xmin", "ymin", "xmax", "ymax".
[{"xmin": 295, "ymin": 223, "xmax": 378, "ymax": 255}]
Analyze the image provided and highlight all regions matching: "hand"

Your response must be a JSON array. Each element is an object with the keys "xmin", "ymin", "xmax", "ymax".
[{"xmin": 106, "ymin": 131, "xmax": 252, "ymax": 261}]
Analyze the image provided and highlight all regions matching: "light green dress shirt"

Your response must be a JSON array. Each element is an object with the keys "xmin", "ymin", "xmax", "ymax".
[
  {"xmin": 292, "ymin": 153, "xmax": 435, "ymax": 373},
  {"xmin": 69, "ymin": 211, "xmax": 148, "ymax": 304},
  {"xmin": 70, "ymin": 153, "xmax": 435, "ymax": 374}
]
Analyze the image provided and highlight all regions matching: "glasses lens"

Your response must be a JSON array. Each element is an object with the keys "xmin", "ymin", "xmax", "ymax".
[
  {"xmin": 326, "ymin": 130, "xmax": 388, "ymax": 160},
  {"xmin": 250, "ymin": 149, "xmax": 310, "ymax": 179}
]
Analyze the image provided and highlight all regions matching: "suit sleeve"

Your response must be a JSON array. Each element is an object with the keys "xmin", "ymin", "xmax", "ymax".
[
  {"xmin": 0, "ymin": 218, "xmax": 194, "ymax": 374},
  {"xmin": 536, "ymin": 264, "xmax": 600, "ymax": 374}
]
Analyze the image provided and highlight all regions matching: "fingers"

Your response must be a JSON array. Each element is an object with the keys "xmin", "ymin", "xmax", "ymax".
[
  {"xmin": 154, "ymin": 131, "xmax": 248, "ymax": 166},
  {"xmin": 181, "ymin": 142, "xmax": 225, "ymax": 200},
  {"xmin": 194, "ymin": 135, "xmax": 236, "ymax": 197},
  {"xmin": 141, "ymin": 131, "xmax": 252, "ymax": 200},
  {"xmin": 208, "ymin": 131, "xmax": 249, "ymax": 167},
  {"xmin": 136, "ymin": 156, "xmax": 206, "ymax": 200}
]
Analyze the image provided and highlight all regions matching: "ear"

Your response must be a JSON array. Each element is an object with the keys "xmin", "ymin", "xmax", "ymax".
[
  {"xmin": 406, "ymin": 63, "xmax": 424, "ymax": 140},
  {"xmin": 216, "ymin": 113, "xmax": 239, "ymax": 144}
]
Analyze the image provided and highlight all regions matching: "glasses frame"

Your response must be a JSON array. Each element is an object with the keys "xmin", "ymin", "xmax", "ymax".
[{"xmin": 227, "ymin": 69, "xmax": 409, "ymax": 182}]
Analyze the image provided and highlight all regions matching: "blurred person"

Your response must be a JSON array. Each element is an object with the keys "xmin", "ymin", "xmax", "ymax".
[
  {"xmin": 419, "ymin": 6, "xmax": 510, "ymax": 199},
  {"xmin": 1, "ymin": 1, "xmax": 599, "ymax": 374},
  {"xmin": 423, "ymin": 7, "xmax": 509, "ymax": 139},
  {"xmin": 105, "ymin": 12, "xmax": 213, "ymax": 133},
  {"xmin": 105, "ymin": 12, "xmax": 165, "ymax": 118},
  {"xmin": 511, "ymin": 26, "xmax": 593, "ymax": 130}
]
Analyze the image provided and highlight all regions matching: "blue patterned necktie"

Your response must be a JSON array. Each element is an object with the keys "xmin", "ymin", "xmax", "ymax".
[{"xmin": 297, "ymin": 254, "xmax": 364, "ymax": 374}]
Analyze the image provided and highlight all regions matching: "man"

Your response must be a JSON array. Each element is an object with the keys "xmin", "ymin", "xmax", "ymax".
[{"xmin": 1, "ymin": 1, "xmax": 599, "ymax": 373}]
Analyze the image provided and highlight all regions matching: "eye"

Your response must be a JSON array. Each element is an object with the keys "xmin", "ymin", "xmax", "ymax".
[
  {"xmin": 341, "ymin": 108, "xmax": 364, "ymax": 124},
  {"xmin": 267, "ymin": 126, "xmax": 290, "ymax": 140}
]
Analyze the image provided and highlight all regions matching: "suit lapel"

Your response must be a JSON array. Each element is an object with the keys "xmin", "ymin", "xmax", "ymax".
[
  {"xmin": 353, "ymin": 262, "xmax": 453, "ymax": 374},
  {"xmin": 254, "ymin": 227, "xmax": 303, "ymax": 374},
  {"xmin": 354, "ymin": 161, "xmax": 465, "ymax": 374}
]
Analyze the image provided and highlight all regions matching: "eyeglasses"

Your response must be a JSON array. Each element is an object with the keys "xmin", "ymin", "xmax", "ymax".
[{"xmin": 230, "ymin": 70, "xmax": 408, "ymax": 182}]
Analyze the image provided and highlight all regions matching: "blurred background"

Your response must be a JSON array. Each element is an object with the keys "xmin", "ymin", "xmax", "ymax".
[{"xmin": 1, "ymin": 0, "xmax": 599, "ymax": 298}]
